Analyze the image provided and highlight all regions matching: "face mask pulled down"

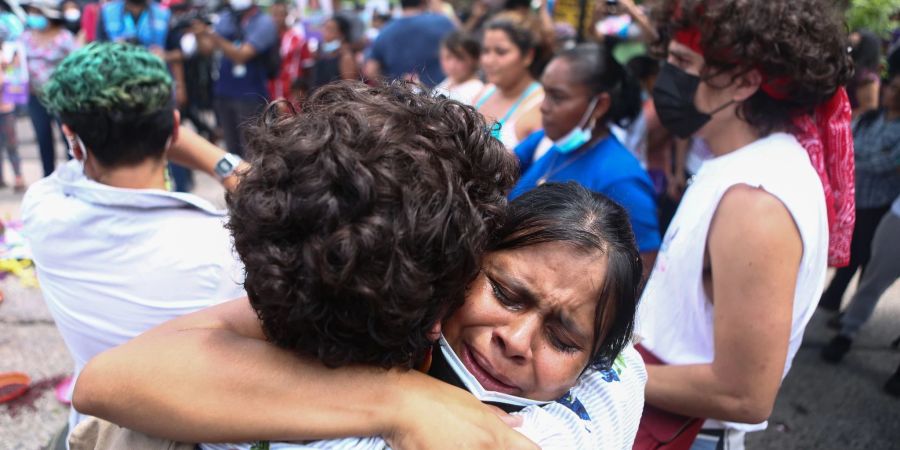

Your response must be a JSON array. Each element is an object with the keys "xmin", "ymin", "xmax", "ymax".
[
  {"xmin": 552, "ymin": 96, "xmax": 600, "ymax": 154},
  {"xmin": 434, "ymin": 335, "xmax": 551, "ymax": 411}
]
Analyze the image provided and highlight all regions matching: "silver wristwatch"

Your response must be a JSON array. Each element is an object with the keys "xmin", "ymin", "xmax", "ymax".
[{"xmin": 214, "ymin": 153, "xmax": 243, "ymax": 179}]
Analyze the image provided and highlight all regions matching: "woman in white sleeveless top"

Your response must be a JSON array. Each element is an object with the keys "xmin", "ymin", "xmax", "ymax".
[{"xmin": 634, "ymin": 1, "xmax": 855, "ymax": 449}]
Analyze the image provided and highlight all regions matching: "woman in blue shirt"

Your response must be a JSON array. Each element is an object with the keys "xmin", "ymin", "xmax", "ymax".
[{"xmin": 511, "ymin": 43, "xmax": 661, "ymax": 266}]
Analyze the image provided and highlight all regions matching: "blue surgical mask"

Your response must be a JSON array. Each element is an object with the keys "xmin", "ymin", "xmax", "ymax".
[
  {"xmin": 552, "ymin": 96, "xmax": 599, "ymax": 154},
  {"xmin": 321, "ymin": 39, "xmax": 341, "ymax": 53},
  {"xmin": 26, "ymin": 14, "xmax": 49, "ymax": 30}
]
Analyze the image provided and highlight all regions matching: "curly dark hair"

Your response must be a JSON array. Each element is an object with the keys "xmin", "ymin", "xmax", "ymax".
[
  {"xmin": 651, "ymin": 0, "xmax": 854, "ymax": 135},
  {"xmin": 227, "ymin": 81, "xmax": 518, "ymax": 369}
]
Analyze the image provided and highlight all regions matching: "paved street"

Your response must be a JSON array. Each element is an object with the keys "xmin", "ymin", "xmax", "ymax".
[{"xmin": 1, "ymin": 116, "xmax": 898, "ymax": 449}]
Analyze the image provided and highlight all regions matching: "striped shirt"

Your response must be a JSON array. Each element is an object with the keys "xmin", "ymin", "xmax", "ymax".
[
  {"xmin": 201, "ymin": 345, "xmax": 647, "ymax": 450},
  {"xmin": 853, "ymin": 110, "xmax": 900, "ymax": 208}
]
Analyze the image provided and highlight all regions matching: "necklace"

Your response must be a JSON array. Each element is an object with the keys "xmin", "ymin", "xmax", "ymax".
[{"xmin": 536, "ymin": 140, "xmax": 599, "ymax": 186}]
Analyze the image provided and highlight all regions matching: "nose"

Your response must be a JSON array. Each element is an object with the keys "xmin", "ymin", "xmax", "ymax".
[
  {"xmin": 492, "ymin": 313, "xmax": 539, "ymax": 365},
  {"xmin": 481, "ymin": 53, "xmax": 495, "ymax": 69}
]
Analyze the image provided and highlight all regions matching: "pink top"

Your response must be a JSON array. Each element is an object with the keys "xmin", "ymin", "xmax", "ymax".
[{"xmin": 22, "ymin": 29, "xmax": 76, "ymax": 94}]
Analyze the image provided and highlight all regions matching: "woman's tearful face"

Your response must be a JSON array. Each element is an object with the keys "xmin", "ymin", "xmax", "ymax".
[{"xmin": 442, "ymin": 241, "xmax": 607, "ymax": 401}]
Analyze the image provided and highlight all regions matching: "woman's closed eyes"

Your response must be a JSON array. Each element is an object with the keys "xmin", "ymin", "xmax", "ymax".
[{"xmin": 485, "ymin": 273, "xmax": 584, "ymax": 354}]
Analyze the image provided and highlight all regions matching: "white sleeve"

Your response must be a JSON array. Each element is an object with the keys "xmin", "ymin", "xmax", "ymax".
[
  {"xmin": 514, "ymin": 345, "xmax": 647, "ymax": 450},
  {"xmin": 513, "ymin": 405, "xmax": 581, "ymax": 449}
]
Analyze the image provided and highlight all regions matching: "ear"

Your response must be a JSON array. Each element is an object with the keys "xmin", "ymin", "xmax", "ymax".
[
  {"xmin": 733, "ymin": 69, "xmax": 763, "ymax": 103},
  {"xmin": 62, "ymin": 123, "xmax": 85, "ymax": 160},
  {"xmin": 427, "ymin": 321, "xmax": 442, "ymax": 342},
  {"xmin": 590, "ymin": 92, "xmax": 612, "ymax": 124}
]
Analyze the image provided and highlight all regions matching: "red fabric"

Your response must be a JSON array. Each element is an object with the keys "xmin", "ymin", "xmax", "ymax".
[
  {"xmin": 791, "ymin": 87, "xmax": 855, "ymax": 267},
  {"xmin": 674, "ymin": 25, "xmax": 856, "ymax": 266},
  {"xmin": 268, "ymin": 27, "xmax": 313, "ymax": 101},
  {"xmin": 759, "ymin": 74, "xmax": 791, "ymax": 100},
  {"xmin": 673, "ymin": 28, "xmax": 703, "ymax": 55},
  {"xmin": 632, "ymin": 345, "xmax": 704, "ymax": 450},
  {"xmin": 81, "ymin": 3, "xmax": 101, "ymax": 43}
]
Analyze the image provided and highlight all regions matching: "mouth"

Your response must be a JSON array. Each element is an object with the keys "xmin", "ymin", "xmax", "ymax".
[{"xmin": 461, "ymin": 344, "xmax": 521, "ymax": 395}]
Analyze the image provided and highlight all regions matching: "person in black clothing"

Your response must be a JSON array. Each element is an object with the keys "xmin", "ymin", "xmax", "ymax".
[{"xmin": 308, "ymin": 15, "xmax": 357, "ymax": 91}]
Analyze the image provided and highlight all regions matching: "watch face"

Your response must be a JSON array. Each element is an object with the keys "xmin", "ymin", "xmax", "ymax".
[{"xmin": 215, "ymin": 158, "xmax": 234, "ymax": 176}]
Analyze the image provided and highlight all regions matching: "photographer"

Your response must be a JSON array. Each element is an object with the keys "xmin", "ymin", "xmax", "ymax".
[{"xmin": 192, "ymin": 0, "xmax": 276, "ymax": 157}]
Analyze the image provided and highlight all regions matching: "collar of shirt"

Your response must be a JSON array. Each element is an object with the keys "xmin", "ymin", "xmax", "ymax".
[{"xmin": 55, "ymin": 159, "xmax": 224, "ymax": 216}]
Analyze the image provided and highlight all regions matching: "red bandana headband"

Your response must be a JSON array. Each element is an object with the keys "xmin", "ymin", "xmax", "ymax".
[{"xmin": 674, "ymin": 28, "xmax": 855, "ymax": 267}]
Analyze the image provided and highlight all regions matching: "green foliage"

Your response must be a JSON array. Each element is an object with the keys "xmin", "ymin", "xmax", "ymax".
[{"xmin": 846, "ymin": 0, "xmax": 900, "ymax": 37}]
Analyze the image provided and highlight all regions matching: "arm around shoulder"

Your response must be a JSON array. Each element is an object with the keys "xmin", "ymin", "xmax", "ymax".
[{"xmin": 73, "ymin": 298, "xmax": 538, "ymax": 449}]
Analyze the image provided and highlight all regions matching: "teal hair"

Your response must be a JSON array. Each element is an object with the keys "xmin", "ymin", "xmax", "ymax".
[{"xmin": 42, "ymin": 42, "xmax": 173, "ymax": 116}]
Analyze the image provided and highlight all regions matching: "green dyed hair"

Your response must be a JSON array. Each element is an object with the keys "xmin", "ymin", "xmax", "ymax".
[{"xmin": 42, "ymin": 42, "xmax": 173, "ymax": 116}]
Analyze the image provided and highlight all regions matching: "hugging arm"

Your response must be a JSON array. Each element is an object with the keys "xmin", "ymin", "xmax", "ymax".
[{"xmin": 73, "ymin": 298, "xmax": 536, "ymax": 449}]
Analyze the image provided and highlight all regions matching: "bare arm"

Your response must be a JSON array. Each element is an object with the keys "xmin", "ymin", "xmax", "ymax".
[
  {"xmin": 363, "ymin": 58, "xmax": 382, "ymax": 82},
  {"xmin": 619, "ymin": 0, "xmax": 659, "ymax": 43},
  {"xmin": 74, "ymin": 298, "xmax": 536, "ymax": 449},
  {"xmin": 644, "ymin": 185, "xmax": 801, "ymax": 423},
  {"xmin": 167, "ymin": 126, "xmax": 247, "ymax": 192},
  {"xmin": 211, "ymin": 33, "xmax": 258, "ymax": 65}
]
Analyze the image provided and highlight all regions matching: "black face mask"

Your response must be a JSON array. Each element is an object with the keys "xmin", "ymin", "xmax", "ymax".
[
  {"xmin": 652, "ymin": 62, "xmax": 710, "ymax": 139},
  {"xmin": 652, "ymin": 62, "xmax": 734, "ymax": 139}
]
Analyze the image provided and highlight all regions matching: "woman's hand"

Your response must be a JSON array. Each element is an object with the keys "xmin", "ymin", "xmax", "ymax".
[{"xmin": 385, "ymin": 370, "xmax": 537, "ymax": 450}]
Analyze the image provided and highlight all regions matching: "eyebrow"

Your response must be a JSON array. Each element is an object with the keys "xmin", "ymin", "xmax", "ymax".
[{"xmin": 486, "ymin": 265, "xmax": 592, "ymax": 347}]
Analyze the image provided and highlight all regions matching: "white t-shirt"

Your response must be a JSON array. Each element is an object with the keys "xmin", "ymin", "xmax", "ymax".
[
  {"xmin": 22, "ymin": 160, "xmax": 247, "ymax": 432},
  {"xmin": 433, "ymin": 77, "xmax": 484, "ymax": 106},
  {"xmin": 635, "ymin": 133, "xmax": 829, "ymax": 432},
  {"xmin": 202, "ymin": 345, "xmax": 647, "ymax": 450}
]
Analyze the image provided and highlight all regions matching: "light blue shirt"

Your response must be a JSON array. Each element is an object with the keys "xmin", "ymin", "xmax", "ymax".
[{"xmin": 22, "ymin": 160, "xmax": 246, "ymax": 436}]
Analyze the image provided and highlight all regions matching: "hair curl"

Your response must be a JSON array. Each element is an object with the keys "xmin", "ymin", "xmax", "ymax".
[
  {"xmin": 228, "ymin": 81, "xmax": 518, "ymax": 369},
  {"xmin": 651, "ymin": 0, "xmax": 854, "ymax": 135}
]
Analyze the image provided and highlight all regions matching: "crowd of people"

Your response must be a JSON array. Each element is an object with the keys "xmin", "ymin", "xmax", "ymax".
[{"xmin": 4, "ymin": 0, "xmax": 899, "ymax": 449}]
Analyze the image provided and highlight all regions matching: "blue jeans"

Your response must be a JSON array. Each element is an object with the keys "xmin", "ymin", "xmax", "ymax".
[
  {"xmin": 690, "ymin": 429, "xmax": 745, "ymax": 450},
  {"xmin": 213, "ymin": 97, "xmax": 266, "ymax": 157},
  {"xmin": 0, "ymin": 112, "xmax": 22, "ymax": 180},
  {"xmin": 28, "ymin": 94, "xmax": 67, "ymax": 177}
]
